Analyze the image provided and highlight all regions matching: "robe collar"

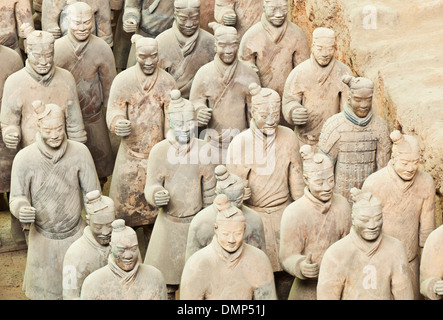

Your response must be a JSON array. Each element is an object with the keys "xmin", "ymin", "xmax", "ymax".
[
  {"xmin": 211, "ymin": 235, "xmax": 244, "ymax": 269},
  {"xmin": 260, "ymin": 13, "xmax": 288, "ymax": 44},
  {"xmin": 303, "ymin": 186, "xmax": 332, "ymax": 215},
  {"xmin": 107, "ymin": 252, "xmax": 141, "ymax": 287},
  {"xmin": 310, "ymin": 53, "xmax": 336, "ymax": 86},
  {"xmin": 67, "ymin": 30, "xmax": 90, "ymax": 58},
  {"xmin": 214, "ymin": 54, "xmax": 238, "ymax": 86},
  {"xmin": 25, "ymin": 59, "xmax": 56, "ymax": 87},
  {"xmin": 35, "ymin": 131, "xmax": 68, "ymax": 164},
  {"xmin": 135, "ymin": 63, "xmax": 159, "ymax": 92},
  {"xmin": 350, "ymin": 226, "xmax": 383, "ymax": 258},
  {"xmin": 83, "ymin": 226, "xmax": 111, "ymax": 258},
  {"xmin": 173, "ymin": 21, "xmax": 200, "ymax": 57},
  {"xmin": 344, "ymin": 102, "xmax": 373, "ymax": 127}
]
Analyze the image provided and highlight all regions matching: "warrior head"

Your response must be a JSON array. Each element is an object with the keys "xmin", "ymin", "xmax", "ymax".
[
  {"xmin": 312, "ymin": 27, "xmax": 335, "ymax": 67},
  {"xmin": 33, "ymin": 100, "xmax": 65, "ymax": 149},
  {"xmin": 168, "ymin": 89, "xmax": 196, "ymax": 144},
  {"xmin": 390, "ymin": 130, "xmax": 421, "ymax": 181},
  {"xmin": 110, "ymin": 219, "xmax": 139, "ymax": 271},
  {"xmin": 85, "ymin": 190, "xmax": 115, "ymax": 246},
  {"xmin": 350, "ymin": 187, "xmax": 383, "ymax": 241},
  {"xmin": 132, "ymin": 34, "xmax": 158, "ymax": 75},
  {"xmin": 343, "ymin": 75, "xmax": 374, "ymax": 118},
  {"xmin": 67, "ymin": 1, "xmax": 93, "ymax": 42},
  {"xmin": 174, "ymin": 0, "xmax": 200, "ymax": 37},
  {"xmin": 263, "ymin": 0, "xmax": 289, "ymax": 27},
  {"xmin": 209, "ymin": 22, "xmax": 238, "ymax": 65},
  {"xmin": 249, "ymin": 82, "xmax": 281, "ymax": 136},
  {"xmin": 300, "ymin": 145, "xmax": 335, "ymax": 202},
  {"xmin": 214, "ymin": 194, "xmax": 246, "ymax": 253},
  {"xmin": 22, "ymin": 25, "xmax": 55, "ymax": 75}
]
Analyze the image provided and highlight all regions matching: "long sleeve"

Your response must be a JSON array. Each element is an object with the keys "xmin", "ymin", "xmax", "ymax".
[
  {"xmin": 144, "ymin": 145, "xmax": 166, "ymax": 207},
  {"xmin": 15, "ymin": 0, "xmax": 35, "ymax": 39},
  {"xmin": 214, "ymin": 0, "xmax": 235, "ymax": 24},
  {"xmin": 316, "ymin": 248, "xmax": 345, "ymax": 300},
  {"xmin": 288, "ymin": 133, "xmax": 305, "ymax": 200},
  {"xmin": 375, "ymin": 120, "xmax": 392, "ymax": 171},
  {"xmin": 78, "ymin": 143, "xmax": 101, "ymax": 198},
  {"xmin": 0, "ymin": 76, "xmax": 22, "ymax": 145},
  {"xmin": 95, "ymin": 0, "xmax": 114, "ymax": 47},
  {"xmin": 123, "ymin": 0, "xmax": 142, "ymax": 25},
  {"xmin": 98, "ymin": 46, "xmax": 117, "ymax": 109},
  {"xmin": 391, "ymin": 241, "xmax": 414, "ymax": 300},
  {"xmin": 419, "ymin": 174, "xmax": 436, "ymax": 248},
  {"xmin": 65, "ymin": 72, "xmax": 87, "ymax": 143},
  {"xmin": 292, "ymin": 35, "xmax": 310, "ymax": 68},
  {"xmin": 238, "ymin": 36, "xmax": 259, "ymax": 73},
  {"xmin": 42, "ymin": 0, "xmax": 65, "ymax": 32},
  {"xmin": 8, "ymin": 150, "xmax": 32, "ymax": 219},
  {"xmin": 282, "ymin": 69, "xmax": 304, "ymax": 126},
  {"xmin": 201, "ymin": 163, "xmax": 216, "ymax": 208},
  {"xmin": 106, "ymin": 75, "xmax": 128, "ymax": 133}
]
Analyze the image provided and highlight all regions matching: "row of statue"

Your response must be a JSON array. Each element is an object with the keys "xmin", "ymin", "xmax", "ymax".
[{"xmin": 0, "ymin": 0, "xmax": 441, "ymax": 301}]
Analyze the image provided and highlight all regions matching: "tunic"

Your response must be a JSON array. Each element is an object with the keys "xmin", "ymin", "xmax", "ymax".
[
  {"xmin": 0, "ymin": 0, "xmax": 34, "ymax": 54},
  {"xmin": 9, "ymin": 134, "xmax": 100, "ymax": 300},
  {"xmin": 190, "ymin": 56, "xmax": 260, "ymax": 146},
  {"xmin": 180, "ymin": 237, "xmax": 277, "ymax": 300},
  {"xmin": 279, "ymin": 187, "xmax": 352, "ymax": 300},
  {"xmin": 106, "ymin": 64, "xmax": 176, "ymax": 227},
  {"xmin": 362, "ymin": 161, "xmax": 436, "ymax": 299},
  {"xmin": 282, "ymin": 55, "xmax": 352, "ymax": 145},
  {"xmin": 80, "ymin": 255, "xmax": 167, "ymax": 300},
  {"xmin": 317, "ymin": 228, "xmax": 414, "ymax": 300},
  {"xmin": 185, "ymin": 203, "xmax": 266, "ymax": 261},
  {"xmin": 318, "ymin": 109, "xmax": 391, "ymax": 200},
  {"xmin": 42, "ymin": 0, "xmax": 113, "ymax": 46},
  {"xmin": 54, "ymin": 33, "xmax": 116, "ymax": 178},
  {"xmin": 155, "ymin": 23, "xmax": 215, "ymax": 98},
  {"xmin": 1, "ymin": 64, "xmax": 87, "ymax": 149},
  {"xmin": 0, "ymin": 45, "xmax": 23, "ymax": 193},
  {"xmin": 143, "ymin": 132, "xmax": 216, "ymax": 285},
  {"xmin": 226, "ymin": 122, "xmax": 305, "ymax": 271},
  {"xmin": 214, "ymin": 0, "xmax": 262, "ymax": 41},
  {"xmin": 239, "ymin": 14, "xmax": 310, "ymax": 98},
  {"xmin": 420, "ymin": 225, "xmax": 443, "ymax": 300},
  {"xmin": 62, "ymin": 226, "xmax": 110, "ymax": 300}
]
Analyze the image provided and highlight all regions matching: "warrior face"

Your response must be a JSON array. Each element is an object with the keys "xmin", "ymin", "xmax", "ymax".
[
  {"xmin": 352, "ymin": 208, "xmax": 383, "ymax": 241},
  {"xmin": 215, "ymin": 33, "xmax": 238, "ymax": 65},
  {"xmin": 169, "ymin": 110, "xmax": 195, "ymax": 144},
  {"xmin": 252, "ymin": 101, "xmax": 280, "ymax": 136},
  {"xmin": 305, "ymin": 168, "xmax": 335, "ymax": 202},
  {"xmin": 39, "ymin": 115, "xmax": 65, "ymax": 149},
  {"xmin": 175, "ymin": 7, "xmax": 200, "ymax": 37},
  {"xmin": 111, "ymin": 236, "xmax": 139, "ymax": 271},
  {"xmin": 263, "ymin": 0, "xmax": 288, "ymax": 27},
  {"xmin": 136, "ymin": 45, "xmax": 158, "ymax": 75},
  {"xmin": 392, "ymin": 152, "xmax": 420, "ymax": 181},
  {"xmin": 215, "ymin": 219, "xmax": 245, "ymax": 253},
  {"xmin": 349, "ymin": 87, "xmax": 373, "ymax": 118},
  {"xmin": 28, "ymin": 42, "xmax": 54, "ymax": 75},
  {"xmin": 69, "ymin": 6, "xmax": 93, "ymax": 41}
]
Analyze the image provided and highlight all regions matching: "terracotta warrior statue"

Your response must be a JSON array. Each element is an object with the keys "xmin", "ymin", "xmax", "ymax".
[
  {"xmin": 54, "ymin": 1, "xmax": 116, "ymax": 187},
  {"xmin": 106, "ymin": 34, "xmax": 176, "ymax": 245},
  {"xmin": 214, "ymin": 0, "xmax": 262, "ymax": 41},
  {"xmin": 362, "ymin": 130, "xmax": 436, "ymax": 299},
  {"xmin": 318, "ymin": 75, "xmax": 391, "ymax": 200},
  {"xmin": 143, "ymin": 90, "xmax": 216, "ymax": 299},
  {"xmin": 0, "ymin": 44, "xmax": 23, "ymax": 244},
  {"xmin": 190, "ymin": 22, "xmax": 259, "ymax": 164},
  {"xmin": 226, "ymin": 82, "xmax": 305, "ymax": 299},
  {"xmin": 42, "ymin": 0, "xmax": 113, "ymax": 46},
  {"xmin": 239, "ymin": 0, "xmax": 309, "ymax": 108},
  {"xmin": 180, "ymin": 194, "xmax": 277, "ymax": 300},
  {"xmin": 122, "ymin": 0, "xmax": 175, "ymax": 67},
  {"xmin": 152, "ymin": 0, "xmax": 215, "ymax": 98},
  {"xmin": 1, "ymin": 26, "xmax": 87, "ymax": 150},
  {"xmin": 80, "ymin": 219, "xmax": 167, "ymax": 300},
  {"xmin": 186, "ymin": 165, "xmax": 265, "ymax": 260},
  {"xmin": 9, "ymin": 100, "xmax": 100, "ymax": 300},
  {"xmin": 282, "ymin": 27, "xmax": 352, "ymax": 145},
  {"xmin": 420, "ymin": 224, "xmax": 443, "ymax": 300},
  {"xmin": 317, "ymin": 188, "xmax": 414, "ymax": 300},
  {"xmin": 0, "ymin": 0, "xmax": 34, "ymax": 56},
  {"xmin": 62, "ymin": 190, "xmax": 115, "ymax": 300},
  {"xmin": 279, "ymin": 145, "xmax": 352, "ymax": 300}
]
